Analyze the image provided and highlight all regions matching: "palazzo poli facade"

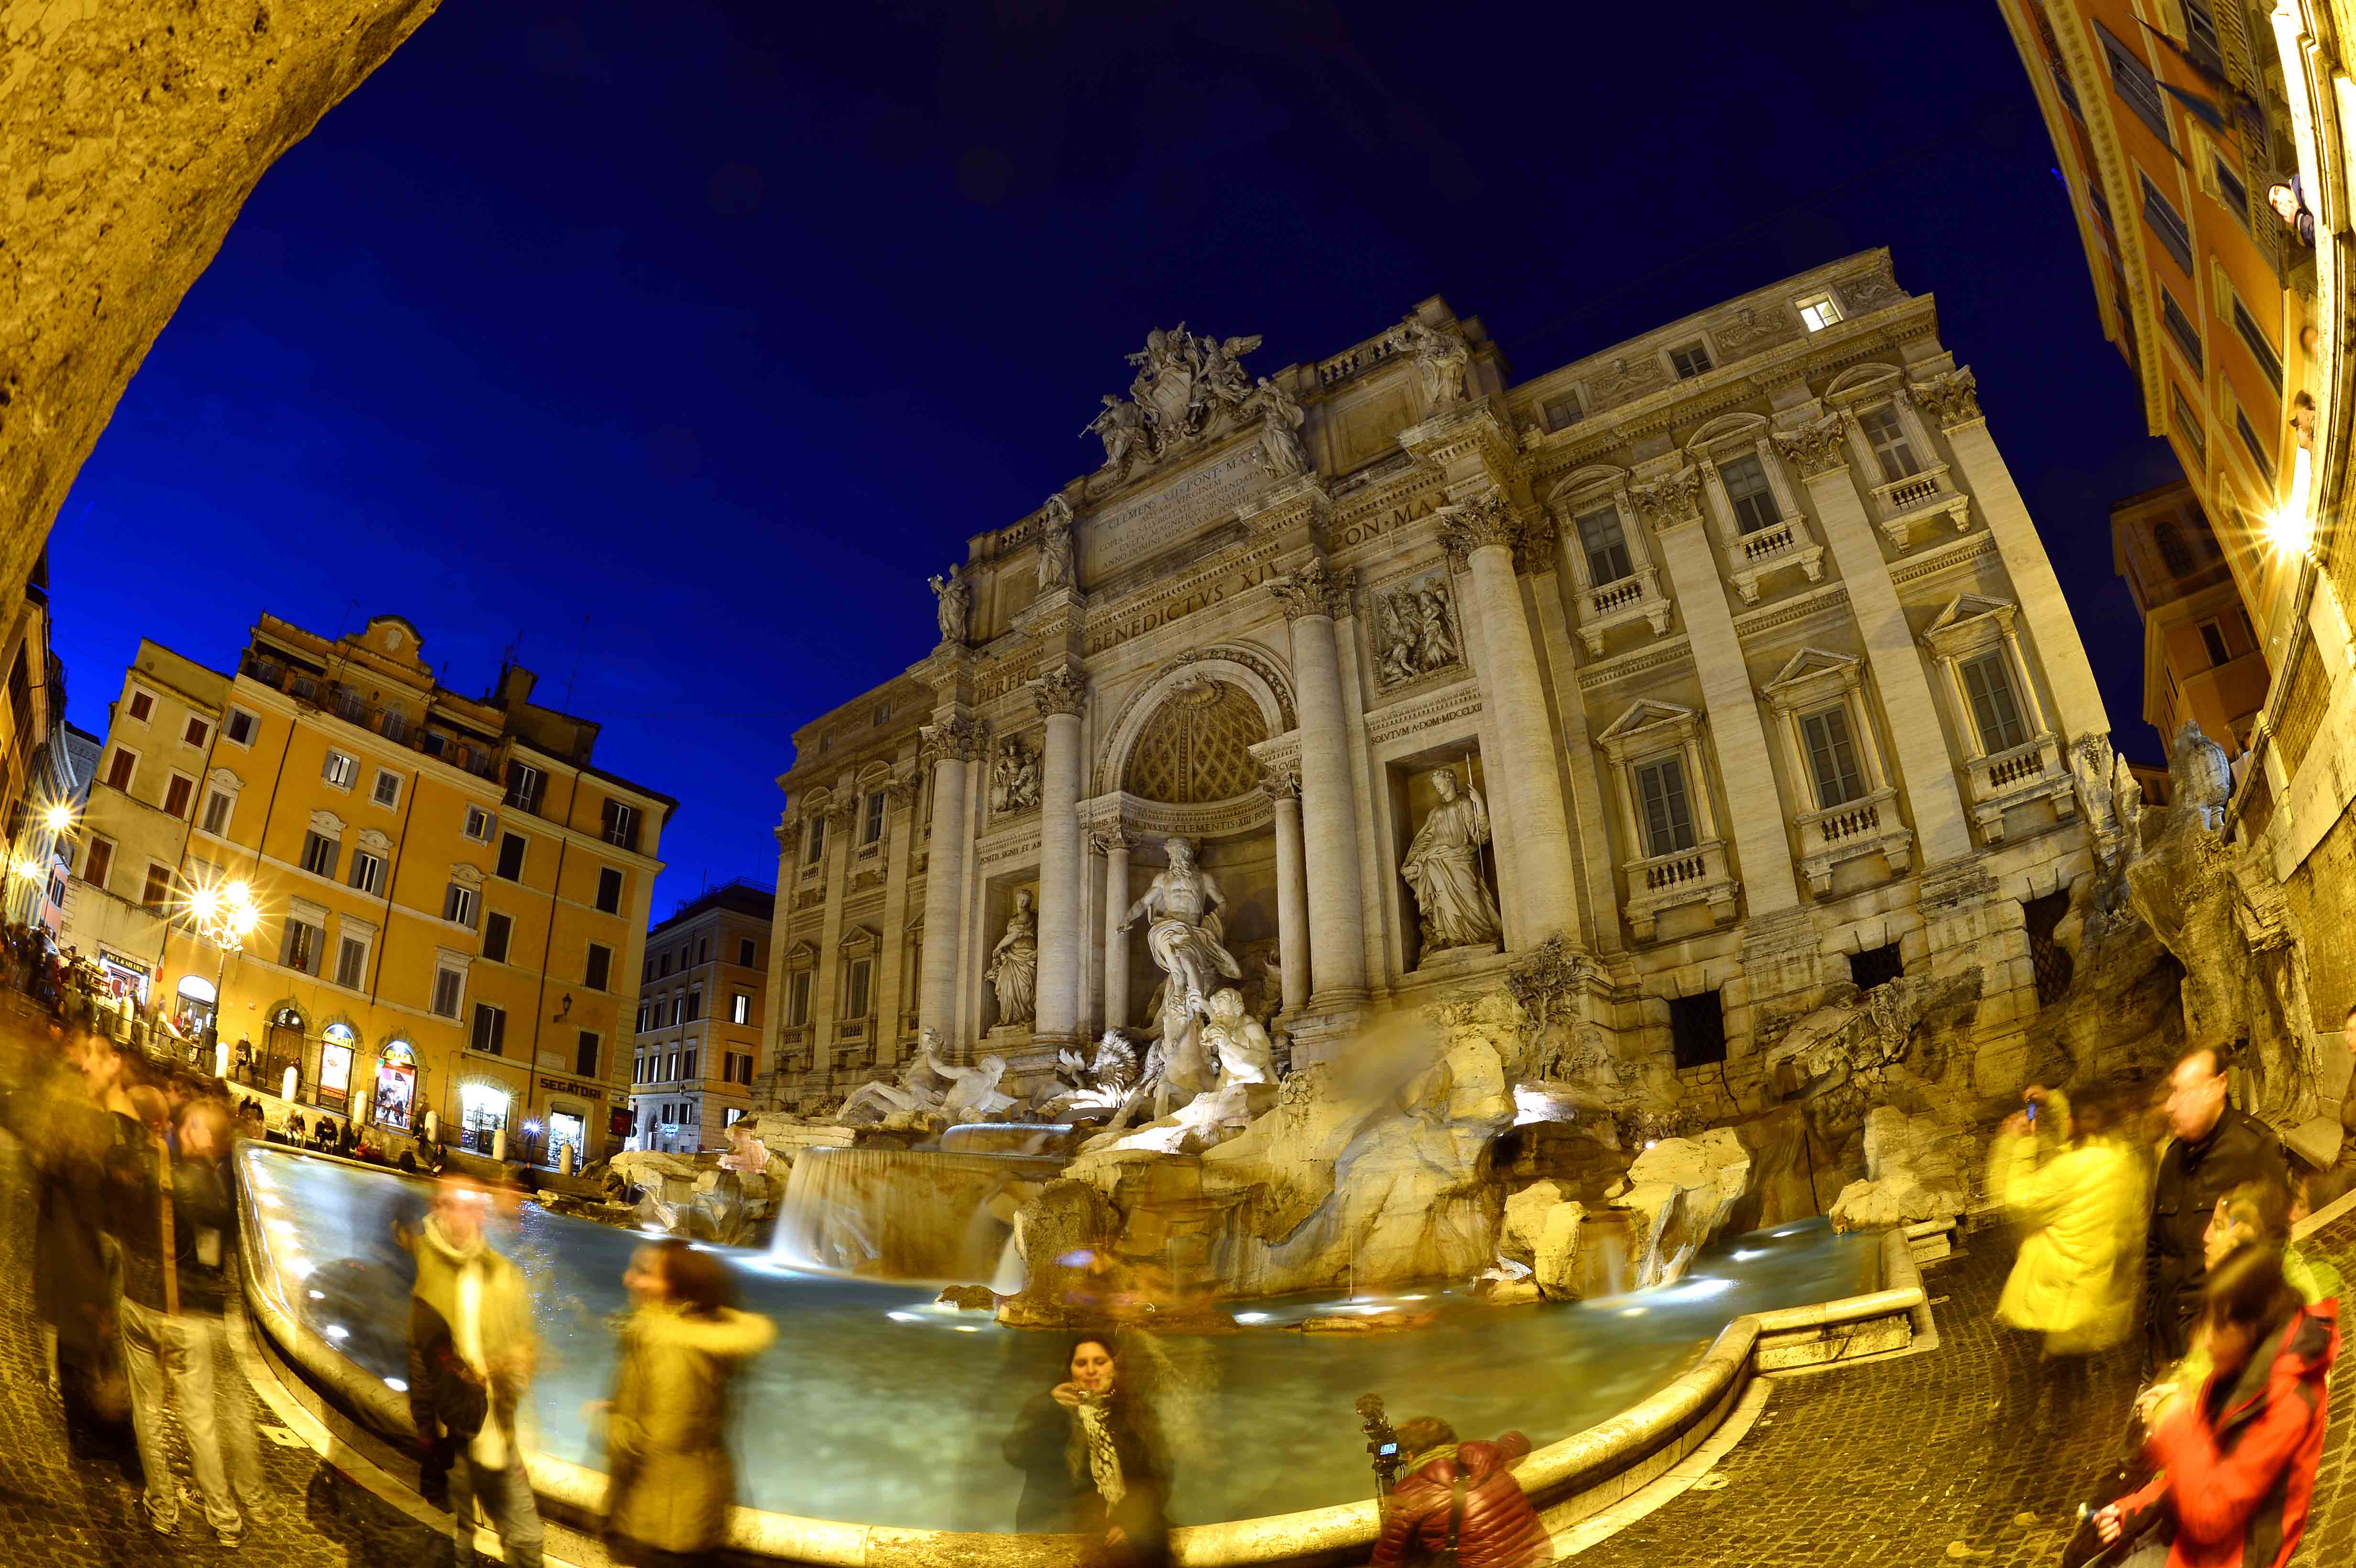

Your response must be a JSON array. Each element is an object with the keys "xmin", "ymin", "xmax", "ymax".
[{"xmin": 764, "ymin": 250, "xmax": 2117, "ymax": 1122}]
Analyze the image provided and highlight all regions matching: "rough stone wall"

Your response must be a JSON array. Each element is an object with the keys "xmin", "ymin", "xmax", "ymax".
[
  {"xmin": 0, "ymin": 0, "xmax": 438, "ymax": 637},
  {"xmin": 2285, "ymin": 797, "xmax": 2356, "ymax": 1034}
]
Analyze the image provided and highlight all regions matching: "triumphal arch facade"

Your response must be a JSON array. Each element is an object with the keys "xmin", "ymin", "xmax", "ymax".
[{"xmin": 761, "ymin": 249, "xmax": 2119, "ymax": 1120}]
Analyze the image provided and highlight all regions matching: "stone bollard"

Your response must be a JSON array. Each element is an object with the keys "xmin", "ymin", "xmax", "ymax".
[
  {"xmin": 282, "ymin": 1065, "xmax": 299, "ymax": 1103},
  {"xmin": 492, "ymin": 1127, "xmax": 508, "ymax": 1163},
  {"xmin": 558, "ymin": 1142, "xmax": 576, "ymax": 1176},
  {"xmin": 423, "ymin": 1111, "xmax": 439, "ymax": 1146},
  {"xmin": 215, "ymin": 1042, "xmax": 230, "ymax": 1079}
]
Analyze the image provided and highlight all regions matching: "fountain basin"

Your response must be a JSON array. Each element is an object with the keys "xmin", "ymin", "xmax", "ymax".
[{"xmin": 237, "ymin": 1144, "xmax": 1921, "ymax": 1555}]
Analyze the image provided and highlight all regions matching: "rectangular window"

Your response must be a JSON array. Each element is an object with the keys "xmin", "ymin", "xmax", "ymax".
[
  {"xmin": 737, "ymin": 937, "xmax": 755, "ymax": 968},
  {"xmin": 1961, "ymin": 653, "xmax": 2030, "ymax": 753},
  {"xmin": 348, "ymin": 849, "xmax": 383, "ymax": 896},
  {"xmin": 697, "ymin": 936, "xmax": 711, "ymax": 965},
  {"xmin": 585, "ymin": 943, "xmax": 611, "ymax": 991},
  {"xmin": 335, "ymin": 936, "xmax": 366, "ymax": 989},
  {"xmin": 2231, "ymin": 297, "xmax": 2284, "ymax": 393},
  {"xmin": 789, "ymin": 971, "xmax": 811, "ymax": 1026},
  {"xmin": 444, "ymin": 882, "xmax": 477, "ymax": 928},
  {"xmin": 1634, "ymin": 756, "xmax": 1697, "ymax": 857},
  {"xmin": 84, "ymin": 836, "xmax": 114, "ymax": 890},
  {"xmin": 462, "ymin": 806, "xmax": 493, "ymax": 842},
  {"xmin": 731, "ymin": 991, "xmax": 751, "ymax": 1025},
  {"xmin": 281, "ymin": 917, "xmax": 321, "ymax": 975},
  {"xmin": 128, "ymin": 689, "xmax": 155, "ymax": 723},
  {"xmin": 162, "ymin": 773, "xmax": 195, "ymax": 819},
  {"xmin": 1575, "ymin": 503, "xmax": 1633, "ymax": 586},
  {"xmin": 200, "ymin": 790, "xmax": 233, "ymax": 836},
  {"xmin": 299, "ymin": 830, "xmax": 338, "ymax": 879},
  {"xmin": 504, "ymin": 762, "xmax": 543, "ymax": 813},
  {"xmin": 494, "ymin": 832, "xmax": 526, "ymax": 881},
  {"xmin": 323, "ymin": 751, "xmax": 356, "ymax": 789},
  {"xmin": 470, "ymin": 1002, "xmax": 505, "ymax": 1055},
  {"xmin": 575, "ymin": 1030, "xmax": 600, "ymax": 1078},
  {"xmin": 430, "ymin": 965, "xmax": 463, "ymax": 1019},
  {"xmin": 2199, "ymin": 620, "xmax": 2232, "ymax": 666},
  {"xmin": 1669, "ymin": 991, "xmax": 1728, "ymax": 1069},
  {"xmin": 1797, "ymin": 294, "xmax": 1842, "ymax": 332},
  {"xmin": 863, "ymin": 790, "xmax": 886, "ymax": 845},
  {"xmin": 2159, "ymin": 287, "xmax": 2203, "ymax": 372},
  {"xmin": 2214, "ymin": 153, "xmax": 2251, "ymax": 232},
  {"xmin": 2236, "ymin": 405, "xmax": 2275, "ymax": 483},
  {"xmin": 596, "ymin": 866, "xmax": 623, "ymax": 914},
  {"xmin": 601, "ymin": 798, "xmax": 638, "ymax": 850},
  {"xmin": 2171, "ymin": 383, "xmax": 2208, "ymax": 458},
  {"xmin": 1669, "ymin": 342, "xmax": 1713, "ymax": 379},
  {"xmin": 1800, "ymin": 707, "xmax": 1866, "ymax": 808},
  {"xmin": 371, "ymin": 769, "xmax": 401, "ymax": 808},
  {"xmin": 2099, "ymin": 24, "xmax": 2172, "ymax": 145},
  {"xmin": 1858, "ymin": 405, "xmax": 1921, "ymax": 483},
  {"xmin": 224, "ymin": 708, "xmax": 257, "ymax": 747},
  {"xmin": 687, "ymin": 987, "xmax": 704, "ymax": 1023},
  {"xmin": 483, "ymin": 910, "xmax": 513, "ymax": 964},
  {"xmin": 141, "ymin": 862, "xmax": 172, "ymax": 912},
  {"xmin": 658, "ymin": 952, "xmax": 672, "ymax": 979},
  {"xmin": 1718, "ymin": 454, "xmax": 1779, "ymax": 535},
  {"xmin": 873, "ymin": 701, "xmax": 893, "ymax": 726},
  {"xmin": 665, "ymin": 1051, "xmax": 679, "ymax": 1080},
  {"xmin": 670, "ymin": 995, "xmax": 684, "ymax": 1027},
  {"xmin": 105, "ymin": 750, "xmax": 135, "ymax": 792},
  {"xmin": 805, "ymin": 813, "xmax": 827, "ymax": 865},
  {"xmin": 1542, "ymin": 392, "xmax": 1582, "ymax": 431},
  {"xmin": 2140, "ymin": 173, "xmax": 2194, "ymax": 273},
  {"xmin": 183, "ymin": 715, "xmax": 210, "ymax": 748},
  {"xmin": 682, "ymin": 1048, "xmax": 698, "ymax": 1081}
]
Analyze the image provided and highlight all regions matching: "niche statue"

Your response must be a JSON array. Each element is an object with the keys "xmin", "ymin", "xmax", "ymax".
[
  {"xmin": 1401, "ymin": 769, "xmax": 1501, "ymax": 955},
  {"xmin": 986, "ymin": 889, "xmax": 1039, "ymax": 1028}
]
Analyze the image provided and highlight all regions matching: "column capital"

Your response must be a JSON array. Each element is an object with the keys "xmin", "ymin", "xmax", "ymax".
[
  {"xmin": 1272, "ymin": 559, "xmax": 1355, "ymax": 621},
  {"xmin": 920, "ymin": 713, "xmax": 986, "ymax": 765},
  {"xmin": 1773, "ymin": 414, "xmax": 1850, "ymax": 479},
  {"xmin": 1628, "ymin": 468, "xmax": 1703, "ymax": 532},
  {"xmin": 1089, "ymin": 826, "xmax": 1136, "ymax": 857},
  {"xmin": 1909, "ymin": 367, "xmax": 1984, "ymax": 431},
  {"xmin": 1031, "ymin": 665, "xmax": 1089, "ymax": 718},
  {"xmin": 1437, "ymin": 490, "xmax": 1521, "ymax": 570}
]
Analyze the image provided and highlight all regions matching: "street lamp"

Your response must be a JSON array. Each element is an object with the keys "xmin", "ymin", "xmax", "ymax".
[{"xmin": 183, "ymin": 878, "xmax": 262, "ymax": 1061}]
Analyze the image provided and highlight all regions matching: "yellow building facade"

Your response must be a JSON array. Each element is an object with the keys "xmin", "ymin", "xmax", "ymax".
[
  {"xmin": 2112, "ymin": 479, "xmax": 2271, "ymax": 752},
  {"xmin": 61, "ymin": 612, "xmax": 672, "ymax": 1164}
]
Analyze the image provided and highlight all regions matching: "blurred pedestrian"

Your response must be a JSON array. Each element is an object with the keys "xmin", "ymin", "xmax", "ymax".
[
  {"xmin": 2146, "ymin": 1048, "xmax": 2284, "ymax": 1373},
  {"xmin": 596, "ymin": 1240, "xmax": 774, "ymax": 1567},
  {"xmin": 11, "ymin": 1031, "xmax": 127, "ymax": 1405},
  {"xmin": 1003, "ymin": 1336, "xmax": 1170, "ymax": 1565},
  {"xmin": 2093, "ymin": 1245, "xmax": 2339, "ymax": 1568},
  {"xmin": 1369, "ymin": 1416, "xmax": 1552, "ymax": 1568},
  {"xmin": 405, "ymin": 1176, "xmax": 543, "ymax": 1568}
]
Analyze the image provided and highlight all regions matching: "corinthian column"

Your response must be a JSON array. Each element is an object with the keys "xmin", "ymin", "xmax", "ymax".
[
  {"xmin": 1273, "ymin": 561, "xmax": 1368, "ymax": 1004},
  {"xmin": 916, "ymin": 715, "xmax": 982, "ymax": 1045},
  {"xmin": 1094, "ymin": 828, "xmax": 1134, "ymax": 1033},
  {"xmin": 1261, "ymin": 762, "xmax": 1309, "ymax": 1015},
  {"xmin": 1032, "ymin": 666, "xmax": 1089, "ymax": 1045},
  {"xmin": 1440, "ymin": 493, "xmax": 1580, "ymax": 943}
]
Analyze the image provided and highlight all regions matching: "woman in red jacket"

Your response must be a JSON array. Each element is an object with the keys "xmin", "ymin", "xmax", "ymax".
[
  {"xmin": 1369, "ymin": 1417, "xmax": 1552, "ymax": 1568},
  {"xmin": 2093, "ymin": 1244, "xmax": 2339, "ymax": 1568}
]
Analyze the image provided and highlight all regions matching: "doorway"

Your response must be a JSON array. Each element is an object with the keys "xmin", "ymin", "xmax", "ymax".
[
  {"xmin": 546, "ymin": 1109, "xmax": 585, "ymax": 1169},
  {"xmin": 459, "ymin": 1081, "xmax": 511, "ymax": 1153}
]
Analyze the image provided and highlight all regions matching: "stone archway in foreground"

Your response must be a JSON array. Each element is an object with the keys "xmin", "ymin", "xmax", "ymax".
[{"xmin": 0, "ymin": 0, "xmax": 439, "ymax": 639}]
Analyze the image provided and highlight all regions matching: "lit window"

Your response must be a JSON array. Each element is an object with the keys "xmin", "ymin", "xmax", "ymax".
[
  {"xmin": 348, "ymin": 850, "xmax": 384, "ymax": 896},
  {"xmin": 1797, "ymin": 294, "xmax": 1842, "ymax": 332},
  {"xmin": 323, "ymin": 751, "xmax": 356, "ymax": 789},
  {"xmin": 462, "ymin": 806, "xmax": 493, "ymax": 842},
  {"xmin": 444, "ymin": 883, "xmax": 478, "ymax": 928},
  {"xmin": 731, "ymin": 991, "xmax": 751, "ymax": 1025}
]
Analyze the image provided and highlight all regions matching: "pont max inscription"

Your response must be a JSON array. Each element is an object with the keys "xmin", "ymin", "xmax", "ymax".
[{"xmin": 1082, "ymin": 445, "xmax": 1270, "ymax": 580}]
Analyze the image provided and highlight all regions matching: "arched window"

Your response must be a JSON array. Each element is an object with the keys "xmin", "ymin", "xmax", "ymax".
[{"xmin": 2155, "ymin": 521, "xmax": 2194, "ymax": 577}]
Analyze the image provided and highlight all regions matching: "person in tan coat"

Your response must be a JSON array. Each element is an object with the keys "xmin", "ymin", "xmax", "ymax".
[{"xmin": 599, "ymin": 1240, "xmax": 775, "ymax": 1568}]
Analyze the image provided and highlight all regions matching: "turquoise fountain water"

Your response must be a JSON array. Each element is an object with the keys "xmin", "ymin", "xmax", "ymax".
[{"xmin": 241, "ymin": 1143, "xmax": 1876, "ymax": 1530}]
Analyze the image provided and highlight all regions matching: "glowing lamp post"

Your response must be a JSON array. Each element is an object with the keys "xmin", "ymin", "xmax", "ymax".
[{"xmin": 186, "ymin": 880, "xmax": 262, "ymax": 1071}]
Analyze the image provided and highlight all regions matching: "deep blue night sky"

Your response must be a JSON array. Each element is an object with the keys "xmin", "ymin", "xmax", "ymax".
[{"xmin": 52, "ymin": 1, "xmax": 2180, "ymax": 915}]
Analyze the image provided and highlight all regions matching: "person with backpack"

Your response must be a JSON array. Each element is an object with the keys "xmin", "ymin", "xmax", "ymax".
[{"xmin": 1369, "ymin": 1417, "xmax": 1552, "ymax": 1568}]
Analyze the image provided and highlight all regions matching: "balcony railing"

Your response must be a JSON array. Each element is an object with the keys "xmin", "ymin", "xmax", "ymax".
[
  {"xmin": 1316, "ymin": 331, "xmax": 1404, "ymax": 387},
  {"xmin": 1961, "ymin": 733, "xmax": 2074, "ymax": 844},
  {"xmin": 1622, "ymin": 837, "xmax": 1738, "ymax": 941},
  {"xmin": 1795, "ymin": 787, "xmax": 1913, "ymax": 896},
  {"xmin": 1723, "ymin": 514, "xmax": 1825, "ymax": 604},
  {"xmin": 240, "ymin": 654, "xmax": 495, "ymax": 777},
  {"xmin": 1574, "ymin": 566, "xmax": 1673, "ymax": 655},
  {"xmin": 1870, "ymin": 463, "xmax": 1972, "ymax": 549}
]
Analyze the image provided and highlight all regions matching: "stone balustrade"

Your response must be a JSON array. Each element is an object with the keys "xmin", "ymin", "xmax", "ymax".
[
  {"xmin": 1794, "ymin": 787, "xmax": 1913, "ymax": 896},
  {"xmin": 1870, "ymin": 463, "xmax": 1973, "ymax": 548},
  {"xmin": 1962, "ymin": 732, "xmax": 2075, "ymax": 843},
  {"xmin": 1575, "ymin": 565, "xmax": 1674, "ymax": 653},
  {"xmin": 1624, "ymin": 837, "xmax": 1738, "ymax": 939},
  {"xmin": 1723, "ymin": 513, "xmax": 1825, "ymax": 604}
]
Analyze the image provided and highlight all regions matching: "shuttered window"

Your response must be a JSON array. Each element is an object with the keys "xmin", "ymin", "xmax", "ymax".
[
  {"xmin": 1800, "ymin": 707, "xmax": 1866, "ymax": 807},
  {"xmin": 1719, "ymin": 454, "xmax": 1778, "ymax": 534},
  {"xmin": 1962, "ymin": 653, "xmax": 2030, "ymax": 754},
  {"xmin": 1576, "ymin": 504, "xmax": 1633, "ymax": 586},
  {"xmin": 1634, "ymin": 756, "xmax": 1696, "ymax": 857}
]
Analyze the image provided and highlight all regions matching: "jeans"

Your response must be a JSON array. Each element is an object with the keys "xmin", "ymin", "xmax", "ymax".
[
  {"xmin": 119, "ymin": 1298, "xmax": 258, "ymax": 1534},
  {"xmin": 451, "ymin": 1452, "xmax": 545, "ymax": 1568}
]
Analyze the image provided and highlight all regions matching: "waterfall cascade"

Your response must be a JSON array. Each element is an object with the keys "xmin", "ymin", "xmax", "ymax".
[{"xmin": 770, "ymin": 1144, "xmax": 1064, "ymax": 1280}]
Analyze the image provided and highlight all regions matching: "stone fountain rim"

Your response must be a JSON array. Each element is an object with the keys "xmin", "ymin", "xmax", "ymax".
[{"xmin": 237, "ymin": 1143, "xmax": 1941, "ymax": 1566}]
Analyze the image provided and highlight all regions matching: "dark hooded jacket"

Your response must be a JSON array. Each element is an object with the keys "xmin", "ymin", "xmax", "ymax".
[
  {"xmin": 2147, "ymin": 1105, "xmax": 2284, "ymax": 1365},
  {"xmin": 1371, "ymin": 1434, "xmax": 1552, "ymax": 1568},
  {"xmin": 2113, "ymin": 1298, "xmax": 2339, "ymax": 1568}
]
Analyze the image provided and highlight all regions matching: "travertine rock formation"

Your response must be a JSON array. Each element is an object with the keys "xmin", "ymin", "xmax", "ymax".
[{"xmin": 1, "ymin": 0, "xmax": 437, "ymax": 635}]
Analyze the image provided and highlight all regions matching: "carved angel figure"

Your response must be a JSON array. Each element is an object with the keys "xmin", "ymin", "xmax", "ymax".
[
  {"xmin": 1376, "ymin": 593, "xmax": 1421, "ymax": 687},
  {"xmin": 1193, "ymin": 333, "xmax": 1264, "ymax": 421},
  {"xmin": 1082, "ymin": 394, "xmax": 1150, "ymax": 476},
  {"xmin": 1037, "ymin": 494, "xmax": 1075, "ymax": 588},
  {"xmin": 929, "ymin": 567, "xmax": 971, "ymax": 644},
  {"xmin": 1394, "ymin": 316, "xmax": 1472, "ymax": 406},
  {"xmin": 1246, "ymin": 374, "xmax": 1309, "ymax": 479}
]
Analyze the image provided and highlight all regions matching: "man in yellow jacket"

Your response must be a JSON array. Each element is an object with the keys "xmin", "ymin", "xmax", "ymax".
[{"xmin": 1986, "ymin": 1086, "xmax": 2148, "ymax": 1453}]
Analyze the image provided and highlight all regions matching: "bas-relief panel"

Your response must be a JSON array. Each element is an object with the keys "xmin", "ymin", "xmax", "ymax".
[
  {"xmin": 1327, "ymin": 382, "xmax": 1418, "ymax": 473},
  {"xmin": 1368, "ymin": 568, "xmax": 1465, "ymax": 693}
]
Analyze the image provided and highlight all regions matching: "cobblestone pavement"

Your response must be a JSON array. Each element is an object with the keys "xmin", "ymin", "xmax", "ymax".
[
  {"xmin": 0, "ymin": 1120, "xmax": 451, "ymax": 1566},
  {"xmin": 1578, "ymin": 1208, "xmax": 2356, "ymax": 1567}
]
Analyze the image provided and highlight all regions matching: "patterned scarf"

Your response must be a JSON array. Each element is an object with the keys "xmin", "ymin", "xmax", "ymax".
[{"xmin": 1075, "ymin": 1396, "xmax": 1126, "ymax": 1506}]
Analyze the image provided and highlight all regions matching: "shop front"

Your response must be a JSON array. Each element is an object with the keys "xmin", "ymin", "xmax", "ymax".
[
  {"xmin": 262, "ymin": 1006, "xmax": 306, "ymax": 1096},
  {"xmin": 459, "ymin": 1079, "xmax": 512, "ymax": 1154},
  {"xmin": 175, "ymin": 974, "xmax": 218, "ymax": 1038},
  {"xmin": 370, "ymin": 1041, "xmax": 418, "ymax": 1131},
  {"xmin": 316, "ymin": 1024, "xmax": 357, "ymax": 1113},
  {"xmin": 96, "ymin": 948, "xmax": 151, "ymax": 1004},
  {"xmin": 531, "ymin": 1072, "xmax": 605, "ymax": 1168}
]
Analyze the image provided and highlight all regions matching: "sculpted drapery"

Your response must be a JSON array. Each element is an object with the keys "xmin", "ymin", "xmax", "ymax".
[{"xmin": 1402, "ymin": 770, "xmax": 1501, "ymax": 953}]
